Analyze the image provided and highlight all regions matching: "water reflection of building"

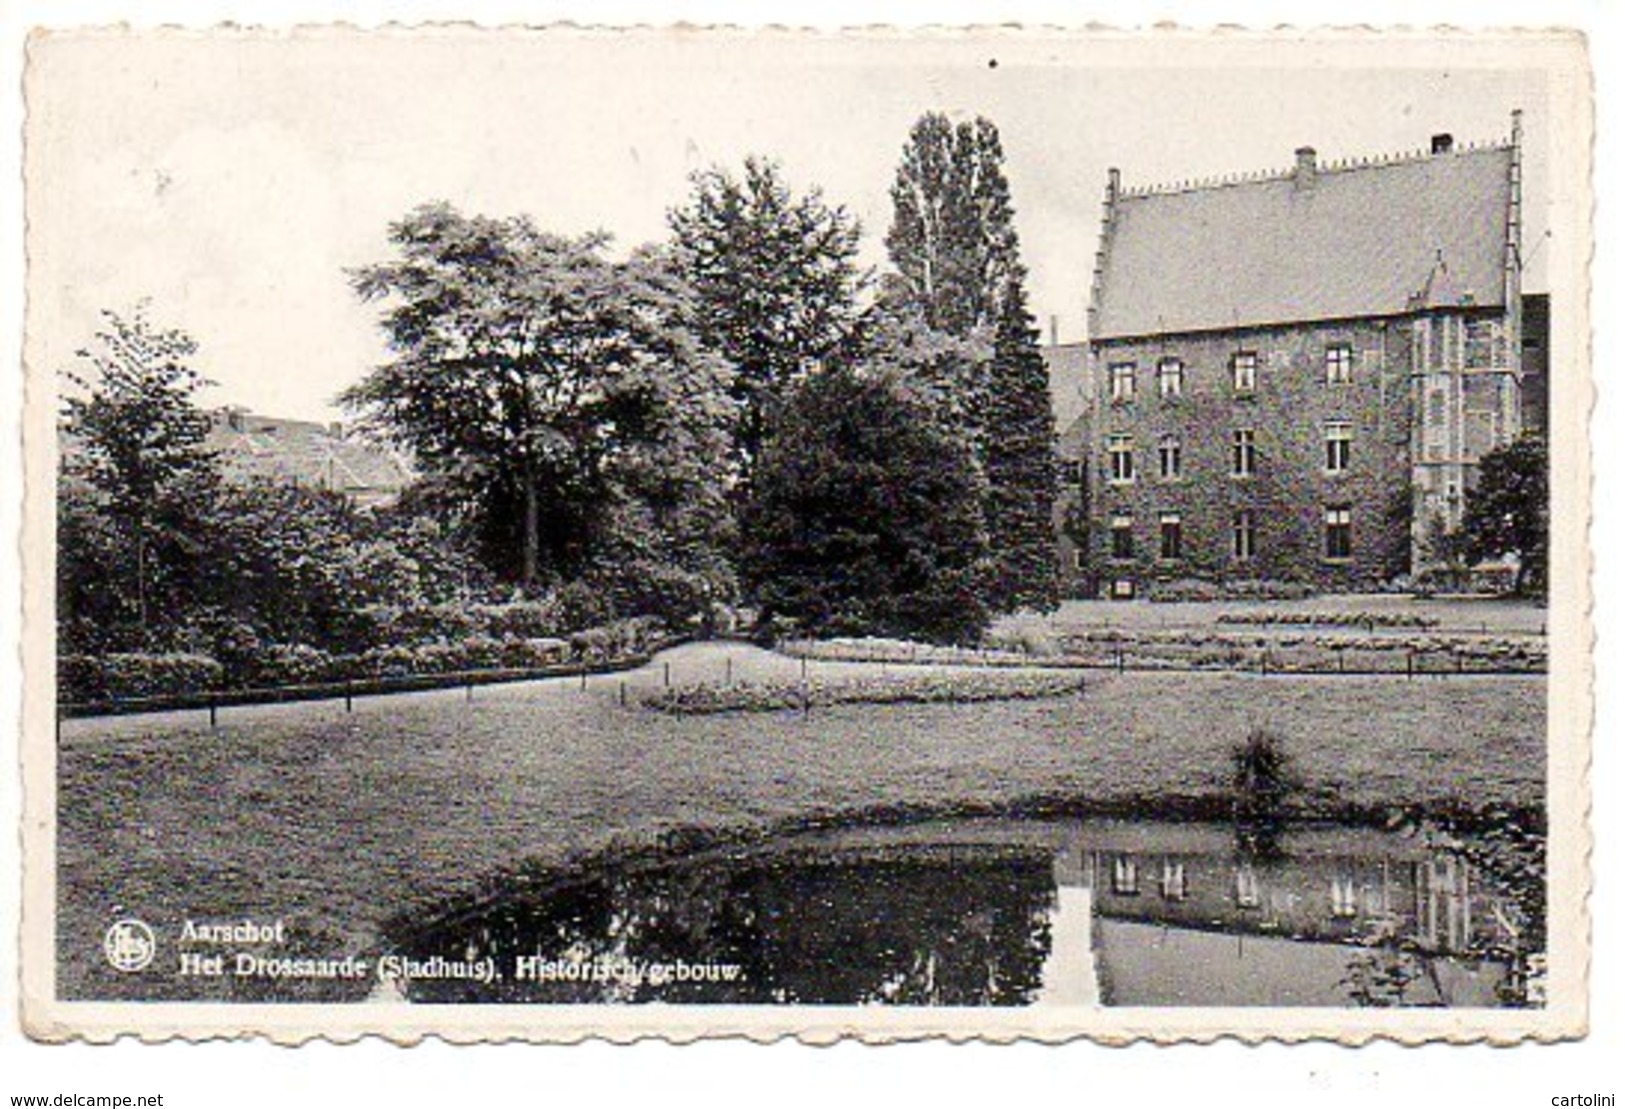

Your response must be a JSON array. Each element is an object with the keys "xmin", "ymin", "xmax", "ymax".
[
  {"xmin": 392, "ymin": 819, "xmax": 1524, "ymax": 1009},
  {"xmin": 1053, "ymin": 822, "xmax": 1515, "ymax": 956}
]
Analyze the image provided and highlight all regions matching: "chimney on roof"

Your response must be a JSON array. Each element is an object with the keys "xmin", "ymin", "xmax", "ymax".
[
  {"xmin": 1293, "ymin": 146, "xmax": 1317, "ymax": 189},
  {"xmin": 1432, "ymin": 133, "xmax": 1455, "ymax": 155}
]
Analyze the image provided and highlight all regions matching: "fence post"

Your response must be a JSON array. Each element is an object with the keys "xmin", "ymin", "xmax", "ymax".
[
  {"xmin": 800, "ymin": 656, "xmax": 808, "ymax": 680},
  {"xmin": 1406, "ymin": 651, "xmax": 1415, "ymax": 680},
  {"xmin": 1259, "ymin": 650, "xmax": 1268, "ymax": 677},
  {"xmin": 466, "ymin": 682, "xmax": 474, "ymax": 703},
  {"xmin": 619, "ymin": 680, "xmax": 627, "ymax": 707},
  {"xmin": 1336, "ymin": 647, "xmax": 1345, "ymax": 674},
  {"xmin": 345, "ymin": 684, "xmax": 354, "ymax": 713},
  {"xmin": 209, "ymin": 699, "xmax": 218, "ymax": 729},
  {"xmin": 1456, "ymin": 651, "xmax": 1466, "ymax": 675},
  {"xmin": 664, "ymin": 662, "xmax": 672, "ymax": 689},
  {"xmin": 725, "ymin": 656, "xmax": 732, "ymax": 687},
  {"xmin": 580, "ymin": 665, "xmax": 588, "ymax": 691},
  {"xmin": 1116, "ymin": 646, "xmax": 1124, "ymax": 673}
]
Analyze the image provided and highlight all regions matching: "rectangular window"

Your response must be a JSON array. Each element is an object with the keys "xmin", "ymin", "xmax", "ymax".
[
  {"xmin": 1160, "ymin": 859, "xmax": 1189, "ymax": 902},
  {"xmin": 1232, "ymin": 351, "xmax": 1258, "ymax": 393},
  {"xmin": 1112, "ymin": 856, "xmax": 1140, "ymax": 896},
  {"xmin": 1325, "ymin": 343, "xmax": 1354, "ymax": 385},
  {"xmin": 1157, "ymin": 358, "xmax": 1184, "ymax": 399},
  {"xmin": 1325, "ymin": 505, "xmax": 1352, "ymax": 560},
  {"xmin": 1110, "ymin": 513, "xmax": 1134, "ymax": 560},
  {"xmin": 1108, "ymin": 434, "xmax": 1134, "ymax": 483},
  {"xmin": 1073, "ymin": 549, "xmax": 1087, "ymax": 571},
  {"xmin": 1235, "ymin": 864, "xmax": 1262, "ymax": 909},
  {"xmin": 1232, "ymin": 428, "xmax": 1256, "ymax": 477},
  {"xmin": 1232, "ymin": 509, "xmax": 1256, "ymax": 561},
  {"xmin": 1110, "ymin": 362, "xmax": 1136, "ymax": 403},
  {"xmin": 1330, "ymin": 875, "xmax": 1359, "ymax": 918},
  {"xmin": 1158, "ymin": 436, "xmax": 1182, "ymax": 480},
  {"xmin": 1325, "ymin": 421, "xmax": 1352, "ymax": 473},
  {"xmin": 1159, "ymin": 512, "xmax": 1183, "ymax": 560}
]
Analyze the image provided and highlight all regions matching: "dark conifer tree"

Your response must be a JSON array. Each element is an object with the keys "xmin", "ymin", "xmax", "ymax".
[{"xmin": 984, "ymin": 277, "xmax": 1061, "ymax": 613}]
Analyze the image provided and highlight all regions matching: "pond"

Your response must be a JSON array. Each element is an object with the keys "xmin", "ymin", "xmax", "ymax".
[{"xmin": 382, "ymin": 817, "xmax": 1534, "ymax": 1008}]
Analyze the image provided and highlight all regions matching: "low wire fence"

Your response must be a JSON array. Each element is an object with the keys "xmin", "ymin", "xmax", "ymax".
[{"xmin": 56, "ymin": 644, "xmax": 681, "ymax": 725}]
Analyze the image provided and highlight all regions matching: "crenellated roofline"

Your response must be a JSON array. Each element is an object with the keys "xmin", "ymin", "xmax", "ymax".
[{"xmin": 1115, "ymin": 136, "xmax": 1514, "ymax": 201}]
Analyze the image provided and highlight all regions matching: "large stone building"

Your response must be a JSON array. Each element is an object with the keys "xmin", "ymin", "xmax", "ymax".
[{"xmin": 1069, "ymin": 117, "xmax": 1532, "ymax": 598}]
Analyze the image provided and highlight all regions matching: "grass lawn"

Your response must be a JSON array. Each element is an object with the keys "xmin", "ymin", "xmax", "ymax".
[{"xmin": 55, "ymin": 642, "xmax": 1545, "ymax": 1000}]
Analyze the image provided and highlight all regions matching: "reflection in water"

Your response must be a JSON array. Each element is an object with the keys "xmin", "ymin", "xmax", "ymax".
[
  {"xmin": 390, "ymin": 846, "xmax": 1054, "ymax": 1005},
  {"xmin": 387, "ymin": 820, "xmax": 1534, "ymax": 1008}
]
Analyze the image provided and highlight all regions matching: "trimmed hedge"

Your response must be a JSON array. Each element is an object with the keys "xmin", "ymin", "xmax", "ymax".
[
  {"xmin": 59, "ymin": 616, "xmax": 672, "ymax": 705},
  {"xmin": 59, "ymin": 653, "xmax": 226, "ymax": 702}
]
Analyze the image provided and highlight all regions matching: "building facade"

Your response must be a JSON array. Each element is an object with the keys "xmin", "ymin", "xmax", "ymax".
[{"xmin": 1075, "ymin": 118, "xmax": 1530, "ymax": 597}]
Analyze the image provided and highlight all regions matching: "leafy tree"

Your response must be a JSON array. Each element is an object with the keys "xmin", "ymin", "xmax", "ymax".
[
  {"xmin": 884, "ymin": 113, "xmax": 1021, "ymax": 338},
  {"xmin": 983, "ymin": 277, "xmax": 1060, "ymax": 612},
  {"xmin": 741, "ymin": 356, "xmax": 992, "ymax": 645},
  {"xmin": 1456, "ymin": 433, "xmax": 1548, "ymax": 594},
  {"xmin": 668, "ymin": 157, "xmax": 867, "ymax": 482},
  {"xmin": 344, "ymin": 202, "xmax": 734, "ymax": 605},
  {"xmin": 59, "ymin": 307, "xmax": 220, "ymax": 646}
]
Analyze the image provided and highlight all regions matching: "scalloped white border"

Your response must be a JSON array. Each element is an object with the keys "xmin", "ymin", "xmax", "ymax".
[{"xmin": 15, "ymin": 22, "xmax": 1593, "ymax": 1046}]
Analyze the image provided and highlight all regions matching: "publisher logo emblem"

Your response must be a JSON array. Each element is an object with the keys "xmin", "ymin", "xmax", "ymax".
[{"xmin": 103, "ymin": 918, "xmax": 156, "ymax": 973}]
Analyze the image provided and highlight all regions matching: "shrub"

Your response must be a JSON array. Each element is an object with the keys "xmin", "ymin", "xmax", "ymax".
[
  {"xmin": 553, "ymin": 581, "xmax": 615, "ymax": 635},
  {"xmin": 1146, "ymin": 578, "xmax": 1223, "ymax": 603},
  {"xmin": 475, "ymin": 600, "xmax": 567, "ymax": 641},
  {"xmin": 985, "ymin": 619, "xmax": 1062, "ymax": 658},
  {"xmin": 59, "ymin": 652, "xmax": 225, "ymax": 702},
  {"xmin": 1231, "ymin": 729, "xmax": 1298, "ymax": 858},
  {"xmin": 501, "ymin": 637, "xmax": 570, "ymax": 668},
  {"xmin": 251, "ymin": 643, "xmax": 337, "ymax": 687}
]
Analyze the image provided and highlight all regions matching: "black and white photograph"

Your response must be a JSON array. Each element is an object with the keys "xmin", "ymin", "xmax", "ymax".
[{"xmin": 16, "ymin": 25, "xmax": 1590, "ymax": 1043}]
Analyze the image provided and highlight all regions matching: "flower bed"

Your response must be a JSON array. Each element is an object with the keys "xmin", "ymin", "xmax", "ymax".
[
  {"xmin": 1056, "ymin": 628, "xmax": 1545, "ymax": 673},
  {"xmin": 781, "ymin": 628, "xmax": 1545, "ymax": 675},
  {"xmin": 643, "ymin": 670, "xmax": 1089, "ymax": 715},
  {"xmin": 781, "ymin": 637, "xmax": 1038, "ymax": 666},
  {"xmin": 1216, "ymin": 610, "xmax": 1441, "ymax": 630}
]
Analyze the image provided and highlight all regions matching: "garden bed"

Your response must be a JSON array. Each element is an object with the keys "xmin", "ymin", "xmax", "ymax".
[{"xmin": 642, "ymin": 669, "xmax": 1088, "ymax": 715}]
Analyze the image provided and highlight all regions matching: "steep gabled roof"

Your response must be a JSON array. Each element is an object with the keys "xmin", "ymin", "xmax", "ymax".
[
  {"xmin": 206, "ymin": 411, "xmax": 415, "ymax": 507},
  {"xmin": 1091, "ymin": 144, "xmax": 1514, "ymax": 341}
]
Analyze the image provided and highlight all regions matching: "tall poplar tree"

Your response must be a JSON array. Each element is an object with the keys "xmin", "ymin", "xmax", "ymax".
[
  {"xmin": 885, "ymin": 112, "xmax": 1059, "ymax": 614},
  {"xmin": 885, "ymin": 113, "xmax": 1021, "ymax": 337}
]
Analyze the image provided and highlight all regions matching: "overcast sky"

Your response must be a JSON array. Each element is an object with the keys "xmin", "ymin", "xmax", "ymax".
[{"xmin": 27, "ymin": 30, "xmax": 1564, "ymax": 420}]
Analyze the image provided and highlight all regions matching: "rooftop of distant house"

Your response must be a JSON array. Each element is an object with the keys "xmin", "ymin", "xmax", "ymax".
[
  {"xmin": 1092, "ymin": 127, "xmax": 1520, "ymax": 342},
  {"xmin": 205, "ymin": 407, "xmax": 414, "ymax": 507}
]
